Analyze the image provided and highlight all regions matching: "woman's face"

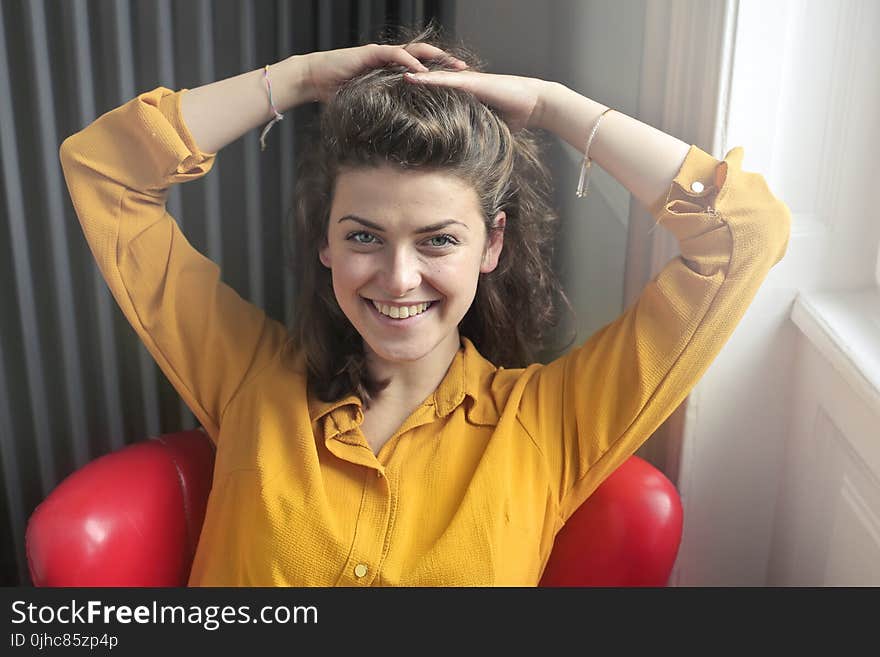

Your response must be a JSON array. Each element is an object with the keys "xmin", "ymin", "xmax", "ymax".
[{"xmin": 320, "ymin": 164, "xmax": 505, "ymax": 365}]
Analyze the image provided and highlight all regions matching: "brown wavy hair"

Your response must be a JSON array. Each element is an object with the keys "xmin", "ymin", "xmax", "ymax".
[{"xmin": 286, "ymin": 22, "xmax": 575, "ymax": 407}]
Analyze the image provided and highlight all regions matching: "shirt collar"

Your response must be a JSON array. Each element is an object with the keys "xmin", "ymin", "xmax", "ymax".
[{"xmin": 305, "ymin": 335, "xmax": 499, "ymax": 427}]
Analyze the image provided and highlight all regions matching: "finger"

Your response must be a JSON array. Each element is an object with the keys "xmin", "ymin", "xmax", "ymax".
[
  {"xmin": 374, "ymin": 44, "xmax": 429, "ymax": 72},
  {"xmin": 402, "ymin": 43, "xmax": 468, "ymax": 69},
  {"xmin": 403, "ymin": 69, "xmax": 478, "ymax": 91}
]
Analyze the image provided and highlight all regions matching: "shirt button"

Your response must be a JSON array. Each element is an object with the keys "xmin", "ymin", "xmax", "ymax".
[
  {"xmin": 354, "ymin": 564, "xmax": 368, "ymax": 578},
  {"xmin": 690, "ymin": 181, "xmax": 705, "ymax": 193}
]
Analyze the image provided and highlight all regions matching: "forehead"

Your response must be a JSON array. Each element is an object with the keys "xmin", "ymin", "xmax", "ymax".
[{"xmin": 330, "ymin": 164, "xmax": 482, "ymax": 227}]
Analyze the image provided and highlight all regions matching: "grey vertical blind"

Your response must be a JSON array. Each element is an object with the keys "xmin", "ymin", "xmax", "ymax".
[{"xmin": 0, "ymin": 0, "xmax": 452, "ymax": 586}]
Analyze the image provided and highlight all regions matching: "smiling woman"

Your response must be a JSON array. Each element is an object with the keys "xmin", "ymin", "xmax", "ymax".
[{"xmin": 58, "ymin": 19, "xmax": 790, "ymax": 586}]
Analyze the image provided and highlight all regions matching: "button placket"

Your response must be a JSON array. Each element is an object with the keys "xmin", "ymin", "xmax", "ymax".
[{"xmin": 339, "ymin": 464, "xmax": 393, "ymax": 586}]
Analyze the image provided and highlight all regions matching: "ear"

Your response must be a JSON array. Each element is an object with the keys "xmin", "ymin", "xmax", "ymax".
[
  {"xmin": 480, "ymin": 211, "xmax": 506, "ymax": 274},
  {"xmin": 319, "ymin": 242, "xmax": 332, "ymax": 269}
]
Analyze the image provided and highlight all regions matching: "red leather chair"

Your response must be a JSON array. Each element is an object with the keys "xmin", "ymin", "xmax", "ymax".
[{"xmin": 25, "ymin": 429, "xmax": 682, "ymax": 587}]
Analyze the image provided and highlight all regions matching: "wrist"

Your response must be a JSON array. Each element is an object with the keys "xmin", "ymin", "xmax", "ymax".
[
  {"xmin": 274, "ymin": 54, "xmax": 317, "ymax": 110},
  {"xmin": 535, "ymin": 82, "xmax": 609, "ymax": 149},
  {"xmin": 531, "ymin": 81, "xmax": 568, "ymax": 131}
]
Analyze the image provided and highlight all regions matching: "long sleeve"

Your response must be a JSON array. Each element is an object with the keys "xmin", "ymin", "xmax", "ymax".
[
  {"xmin": 59, "ymin": 87, "xmax": 289, "ymax": 444},
  {"xmin": 515, "ymin": 145, "xmax": 791, "ymax": 523}
]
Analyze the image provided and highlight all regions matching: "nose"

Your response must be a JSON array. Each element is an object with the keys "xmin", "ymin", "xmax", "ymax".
[{"xmin": 381, "ymin": 247, "xmax": 422, "ymax": 298}]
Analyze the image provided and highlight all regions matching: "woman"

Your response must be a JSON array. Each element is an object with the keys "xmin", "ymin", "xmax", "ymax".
[{"xmin": 59, "ymin": 25, "xmax": 790, "ymax": 586}]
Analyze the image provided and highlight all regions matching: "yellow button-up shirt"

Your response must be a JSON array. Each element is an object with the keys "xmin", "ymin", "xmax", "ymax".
[{"xmin": 60, "ymin": 87, "xmax": 791, "ymax": 586}]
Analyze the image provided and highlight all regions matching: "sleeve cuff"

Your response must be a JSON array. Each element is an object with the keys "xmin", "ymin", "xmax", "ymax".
[
  {"xmin": 157, "ymin": 88, "xmax": 219, "ymax": 160},
  {"xmin": 133, "ymin": 87, "xmax": 217, "ymax": 187},
  {"xmin": 651, "ymin": 144, "xmax": 728, "ymax": 216}
]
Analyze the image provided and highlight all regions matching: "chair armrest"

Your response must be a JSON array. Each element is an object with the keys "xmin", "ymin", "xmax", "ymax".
[
  {"xmin": 539, "ymin": 455, "xmax": 683, "ymax": 587},
  {"xmin": 26, "ymin": 429, "xmax": 215, "ymax": 587}
]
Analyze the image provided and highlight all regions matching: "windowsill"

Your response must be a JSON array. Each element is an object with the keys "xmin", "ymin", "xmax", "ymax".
[{"xmin": 790, "ymin": 288, "xmax": 880, "ymax": 414}]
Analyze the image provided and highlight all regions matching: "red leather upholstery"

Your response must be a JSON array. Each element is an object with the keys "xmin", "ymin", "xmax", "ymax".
[
  {"xmin": 538, "ymin": 455, "xmax": 683, "ymax": 586},
  {"xmin": 26, "ymin": 430, "xmax": 213, "ymax": 587},
  {"xmin": 26, "ymin": 430, "xmax": 682, "ymax": 587}
]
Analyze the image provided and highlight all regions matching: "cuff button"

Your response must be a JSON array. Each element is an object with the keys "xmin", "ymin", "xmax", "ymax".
[{"xmin": 690, "ymin": 181, "xmax": 705, "ymax": 193}]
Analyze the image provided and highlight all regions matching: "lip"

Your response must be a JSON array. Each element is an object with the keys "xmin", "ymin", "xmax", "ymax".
[
  {"xmin": 362, "ymin": 297, "xmax": 438, "ymax": 328},
  {"xmin": 366, "ymin": 298, "xmax": 437, "ymax": 306}
]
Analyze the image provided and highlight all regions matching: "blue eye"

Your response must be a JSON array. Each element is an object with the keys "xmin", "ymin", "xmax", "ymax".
[
  {"xmin": 344, "ymin": 231, "xmax": 459, "ymax": 249},
  {"xmin": 346, "ymin": 231, "xmax": 378, "ymax": 245},
  {"xmin": 426, "ymin": 234, "xmax": 459, "ymax": 248}
]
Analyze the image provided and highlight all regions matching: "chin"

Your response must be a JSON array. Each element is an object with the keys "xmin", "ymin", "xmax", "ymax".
[{"xmin": 363, "ymin": 337, "xmax": 434, "ymax": 364}]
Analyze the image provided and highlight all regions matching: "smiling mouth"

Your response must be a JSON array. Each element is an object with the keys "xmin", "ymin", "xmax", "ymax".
[{"xmin": 361, "ymin": 297, "xmax": 440, "ymax": 326}]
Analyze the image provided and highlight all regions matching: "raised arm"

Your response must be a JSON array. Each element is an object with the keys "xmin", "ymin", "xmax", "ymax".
[
  {"xmin": 59, "ymin": 87, "xmax": 287, "ymax": 444},
  {"xmin": 534, "ymin": 89, "xmax": 790, "ymax": 519},
  {"xmin": 535, "ymin": 81, "xmax": 691, "ymax": 212},
  {"xmin": 60, "ymin": 42, "xmax": 463, "ymax": 443},
  {"xmin": 181, "ymin": 44, "xmax": 467, "ymax": 154},
  {"xmin": 404, "ymin": 71, "xmax": 690, "ymax": 211},
  {"xmin": 178, "ymin": 56, "xmax": 310, "ymax": 155}
]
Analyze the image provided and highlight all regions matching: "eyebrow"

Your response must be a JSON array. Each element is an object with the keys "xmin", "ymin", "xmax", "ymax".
[{"xmin": 337, "ymin": 214, "xmax": 470, "ymax": 233}]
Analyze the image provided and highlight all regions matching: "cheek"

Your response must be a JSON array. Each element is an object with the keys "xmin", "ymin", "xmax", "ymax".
[
  {"xmin": 428, "ymin": 258, "xmax": 481, "ymax": 296},
  {"xmin": 329, "ymin": 254, "xmax": 372, "ymax": 286}
]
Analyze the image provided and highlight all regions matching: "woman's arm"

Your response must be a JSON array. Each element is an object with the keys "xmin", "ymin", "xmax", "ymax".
[
  {"xmin": 181, "ymin": 44, "xmax": 467, "ymax": 154},
  {"xmin": 535, "ymin": 82, "xmax": 691, "ymax": 212},
  {"xmin": 179, "ymin": 56, "xmax": 312, "ymax": 155},
  {"xmin": 60, "ymin": 41, "xmax": 462, "ymax": 443},
  {"xmin": 403, "ymin": 71, "xmax": 690, "ymax": 211}
]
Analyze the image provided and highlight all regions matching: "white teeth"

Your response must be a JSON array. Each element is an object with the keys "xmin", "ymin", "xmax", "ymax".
[{"xmin": 370, "ymin": 300, "xmax": 431, "ymax": 319}]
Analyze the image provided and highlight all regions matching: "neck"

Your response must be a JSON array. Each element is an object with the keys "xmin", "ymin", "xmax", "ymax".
[{"xmin": 363, "ymin": 330, "xmax": 461, "ymax": 405}]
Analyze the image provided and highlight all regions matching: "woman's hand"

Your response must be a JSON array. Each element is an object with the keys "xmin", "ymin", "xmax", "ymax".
[
  {"xmin": 304, "ymin": 43, "xmax": 468, "ymax": 103},
  {"xmin": 403, "ymin": 69, "xmax": 549, "ymax": 132}
]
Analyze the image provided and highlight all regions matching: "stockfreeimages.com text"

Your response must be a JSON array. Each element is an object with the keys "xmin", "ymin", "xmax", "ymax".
[{"xmin": 11, "ymin": 600, "xmax": 317, "ymax": 631}]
